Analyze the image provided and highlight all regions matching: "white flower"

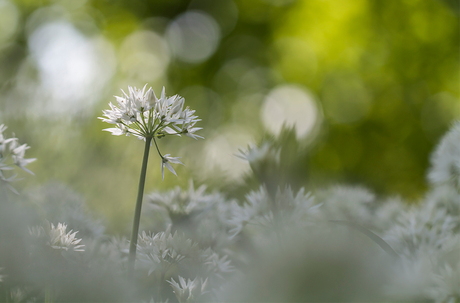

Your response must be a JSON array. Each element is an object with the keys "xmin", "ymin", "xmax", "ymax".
[
  {"xmin": 428, "ymin": 121, "xmax": 460, "ymax": 189},
  {"xmin": 0, "ymin": 124, "xmax": 36, "ymax": 193},
  {"xmin": 168, "ymin": 276, "xmax": 208, "ymax": 303},
  {"xmin": 161, "ymin": 154, "xmax": 183, "ymax": 180},
  {"xmin": 99, "ymin": 85, "xmax": 202, "ymax": 179},
  {"xmin": 99, "ymin": 86, "xmax": 202, "ymax": 141},
  {"xmin": 30, "ymin": 222, "xmax": 85, "ymax": 252}
]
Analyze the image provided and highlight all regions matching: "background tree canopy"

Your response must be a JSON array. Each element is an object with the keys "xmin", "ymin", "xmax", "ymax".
[{"xmin": 0, "ymin": 0, "xmax": 458, "ymax": 232}]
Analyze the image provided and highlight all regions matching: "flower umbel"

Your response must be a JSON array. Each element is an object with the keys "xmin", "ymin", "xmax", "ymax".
[{"xmin": 99, "ymin": 85, "xmax": 202, "ymax": 179}]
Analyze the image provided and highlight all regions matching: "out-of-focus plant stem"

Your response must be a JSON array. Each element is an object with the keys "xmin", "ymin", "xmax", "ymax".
[{"xmin": 128, "ymin": 137, "xmax": 152, "ymax": 275}]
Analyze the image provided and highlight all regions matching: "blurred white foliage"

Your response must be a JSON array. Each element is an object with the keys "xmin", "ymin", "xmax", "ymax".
[
  {"xmin": 229, "ymin": 186, "xmax": 319, "ymax": 237},
  {"xmin": 137, "ymin": 228, "xmax": 194, "ymax": 276},
  {"xmin": 314, "ymin": 185, "xmax": 375, "ymax": 226},
  {"xmin": 25, "ymin": 182, "xmax": 105, "ymax": 239},
  {"xmin": 168, "ymin": 276, "xmax": 208, "ymax": 303},
  {"xmin": 4, "ymin": 121, "xmax": 460, "ymax": 302},
  {"xmin": 145, "ymin": 182, "xmax": 239, "ymax": 250},
  {"xmin": 428, "ymin": 121, "xmax": 460, "ymax": 189},
  {"xmin": 430, "ymin": 262, "xmax": 460, "ymax": 302}
]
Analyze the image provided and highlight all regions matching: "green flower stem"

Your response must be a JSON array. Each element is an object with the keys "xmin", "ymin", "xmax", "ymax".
[
  {"xmin": 128, "ymin": 136, "xmax": 152, "ymax": 275},
  {"xmin": 153, "ymin": 137, "xmax": 163, "ymax": 159}
]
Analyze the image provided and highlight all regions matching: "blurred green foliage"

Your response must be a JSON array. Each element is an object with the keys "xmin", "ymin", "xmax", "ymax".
[{"xmin": 0, "ymin": 0, "xmax": 458, "ymax": 232}]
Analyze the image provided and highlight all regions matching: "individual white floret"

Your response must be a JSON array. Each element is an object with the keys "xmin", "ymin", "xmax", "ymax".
[{"xmin": 161, "ymin": 154, "xmax": 183, "ymax": 181}]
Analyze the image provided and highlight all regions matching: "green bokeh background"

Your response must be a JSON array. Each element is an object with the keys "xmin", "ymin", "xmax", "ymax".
[{"xmin": 0, "ymin": 0, "xmax": 458, "ymax": 232}]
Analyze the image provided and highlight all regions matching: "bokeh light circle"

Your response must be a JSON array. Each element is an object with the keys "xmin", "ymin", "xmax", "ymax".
[
  {"xmin": 119, "ymin": 30, "xmax": 170, "ymax": 82},
  {"xmin": 27, "ymin": 21, "xmax": 116, "ymax": 117},
  {"xmin": 261, "ymin": 85, "xmax": 320, "ymax": 139},
  {"xmin": 166, "ymin": 10, "xmax": 221, "ymax": 64}
]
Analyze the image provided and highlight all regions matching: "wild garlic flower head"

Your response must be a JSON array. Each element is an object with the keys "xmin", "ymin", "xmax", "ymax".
[
  {"xmin": 99, "ymin": 85, "xmax": 203, "ymax": 141},
  {"xmin": 0, "ymin": 124, "xmax": 36, "ymax": 193},
  {"xmin": 100, "ymin": 85, "xmax": 202, "ymax": 179}
]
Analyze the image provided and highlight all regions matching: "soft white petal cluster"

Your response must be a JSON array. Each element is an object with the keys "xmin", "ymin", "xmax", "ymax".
[
  {"xmin": 48, "ymin": 222, "xmax": 85, "ymax": 252},
  {"xmin": 428, "ymin": 121, "xmax": 460, "ymax": 189},
  {"xmin": 168, "ymin": 276, "xmax": 208, "ymax": 303},
  {"xmin": 99, "ymin": 85, "xmax": 202, "ymax": 140},
  {"xmin": 0, "ymin": 124, "xmax": 36, "ymax": 193},
  {"xmin": 136, "ymin": 227, "xmax": 199, "ymax": 276},
  {"xmin": 228, "ymin": 186, "xmax": 320, "ymax": 237},
  {"xmin": 30, "ymin": 222, "xmax": 85, "ymax": 252},
  {"xmin": 145, "ymin": 182, "xmax": 240, "ymax": 250}
]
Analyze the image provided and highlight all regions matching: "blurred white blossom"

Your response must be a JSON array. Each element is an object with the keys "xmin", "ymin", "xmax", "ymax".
[
  {"xmin": 0, "ymin": 124, "xmax": 36, "ymax": 193},
  {"xmin": 229, "ymin": 186, "xmax": 319, "ymax": 237},
  {"xmin": 168, "ymin": 276, "xmax": 208, "ymax": 303},
  {"xmin": 30, "ymin": 222, "xmax": 85, "ymax": 252},
  {"xmin": 145, "ymin": 182, "xmax": 239, "ymax": 249},
  {"xmin": 430, "ymin": 262, "xmax": 460, "ymax": 302},
  {"xmin": 428, "ymin": 121, "xmax": 460, "ymax": 190},
  {"xmin": 136, "ymin": 226, "xmax": 233, "ymax": 284}
]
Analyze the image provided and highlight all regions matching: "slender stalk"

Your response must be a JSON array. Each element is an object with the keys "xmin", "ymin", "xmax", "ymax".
[
  {"xmin": 128, "ymin": 137, "xmax": 152, "ymax": 275},
  {"xmin": 153, "ymin": 137, "xmax": 163, "ymax": 158}
]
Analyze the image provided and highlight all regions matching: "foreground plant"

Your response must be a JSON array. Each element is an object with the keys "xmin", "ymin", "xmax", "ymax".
[
  {"xmin": 99, "ymin": 85, "xmax": 203, "ymax": 273},
  {"xmin": 0, "ymin": 124, "xmax": 36, "ymax": 194}
]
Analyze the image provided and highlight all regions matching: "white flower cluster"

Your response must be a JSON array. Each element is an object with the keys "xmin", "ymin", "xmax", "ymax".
[
  {"xmin": 136, "ymin": 227, "xmax": 233, "ymax": 281},
  {"xmin": 145, "ymin": 182, "xmax": 239, "ymax": 250},
  {"xmin": 99, "ymin": 86, "xmax": 202, "ymax": 179},
  {"xmin": 229, "ymin": 186, "xmax": 320, "ymax": 237},
  {"xmin": 136, "ymin": 228, "xmax": 197, "ymax": 276},
  {"xmin": 100, "ymin": 86, "xmax": 202, "ymax": 140},
  {"xmin": 168, "ymin": 276, "xmax": 208, "ymax": 303},
  {"xmin": 428, "ymin": 121, "xmax": 460, "ymax": 189},
  {"xmin": 30, "ymin": 222, "xmax": 85, "ymax": 252},
  {"xmin": 0, "ymin": 124, "xmax": 36, "ymax": 193}
]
